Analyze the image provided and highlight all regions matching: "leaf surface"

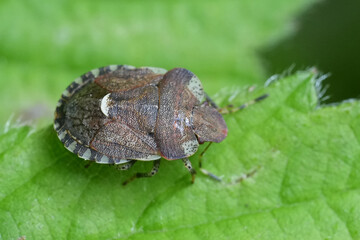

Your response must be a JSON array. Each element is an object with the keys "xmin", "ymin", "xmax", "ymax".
[{"xmin": 1, "ymin": 71, "xmax": 360, "ymax": 239}]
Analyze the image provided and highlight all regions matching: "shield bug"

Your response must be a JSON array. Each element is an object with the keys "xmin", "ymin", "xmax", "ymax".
[
  {"xmin": 54, "ymin": 65, "xmax": 228, "ymax": 184},
  {"xmin": 54, "ymin": 65, "xmax": 266, "ymax": 184}
]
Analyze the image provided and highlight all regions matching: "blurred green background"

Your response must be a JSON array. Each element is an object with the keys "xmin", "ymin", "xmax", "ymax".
[{"xmin": 0, "ymin": 0, "xmax": 359, "ymax": 131}]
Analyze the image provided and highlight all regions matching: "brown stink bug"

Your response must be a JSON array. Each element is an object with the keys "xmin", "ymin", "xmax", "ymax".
[{"xmin": 54, "ymin": 65, "xmax": 266, "ymax": 184}]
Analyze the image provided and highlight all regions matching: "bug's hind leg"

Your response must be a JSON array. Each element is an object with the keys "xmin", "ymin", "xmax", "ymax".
[
  {"xmin": 116, "ymin": 160, "xmax": 136, "ymax": 170},
  {"xmin": 219, "ymin": 94, "xmax": 269, "ymax": 114},
  {"xmin": 198, "ymin": 142, "xmax": 222, "ymax": 182},
  {"xmin": 182, "ymin": 158, "xmax": 197, "ymax": 183},
  {"xmin": 122, "ymin": 160, "xmax": 160, "ymax": 186}
]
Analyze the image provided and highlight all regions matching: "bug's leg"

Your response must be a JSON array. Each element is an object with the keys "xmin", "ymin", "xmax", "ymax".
[
  {"xmin": 198, "ymin": 142, "xmax": 222, "ymax": 182},
  {"xmin": 182, "ymin": 158, "xmax": 197, "ymax": 183},
  {"xmin": 219, "ymin": 93, "xmax": 269, "ymax": 114},
  {"xmin": 205, "ymin": 93, "xmax": 219, "ymax": 109},
  {"xmin": 122, "ymin": 160, "xmax": 160, "ymax": 186},
  {"xmin": 116, "ymin": 160, "xmax": 136, "ymax": 170}
]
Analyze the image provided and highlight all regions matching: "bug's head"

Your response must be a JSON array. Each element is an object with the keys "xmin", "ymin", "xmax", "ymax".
[{"xmin": 192, "ymin": 104, "xmax": 228, "ymax": 144}]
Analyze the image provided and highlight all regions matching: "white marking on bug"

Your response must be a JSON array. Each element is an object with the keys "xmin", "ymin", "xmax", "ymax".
[
  {"xmin": 185, "ymin": 117, "xmax": 191, "ymax": 126},
  {"xmin": 81, "ymin": 149, "xmax": 91, "ymax": 160},
  {"xmin": 100, "ymin": 93, "xmax": 112, "ymax": 117},
  {"xmin": 74, "ymin": 77, "xmax": 82, "ymax": 84},
  {"xmin": 109, "ymin": 65, "xmax": 118, "ymax": 71},
  {"xmin": 98, "ymin": 155, "xmax": 109, "ymax": 163},
  {"xmin": 181, "ymin": 140, "xmax": 199, "ymax": 156},
  {"xmin": 58, "ymin": 131, "xmax": 66, "ymax": 140},
  {"xmin": 62, "ymin": 89, "xmax": 70, "ymax": 97},
  {"xmin": 91, "ymin": 68, "xmax": 100, "ymax": 78},
  {"xmin": 115, "ymin": 159, "xmax": 131, "ymax": 165},
  {"xmin": 54, "ymin": 122, "xmax": 60, "ymax": 129},
  {"xmin": 56, "ymin": 101, "xmax": 62, "ymax": 107},
  {"xmin": 142, "ymin": 67, "xmax": 167, "ymax": 74},
  {"xmin": 188, "ymin": 75, "xmax": 204, "ymax": 102},
  {"xmin": 135, "ymin": 155, "xmax": 161, "ymax": 161},
  {"xmin": 123, "ymin": 65, "xmax": 135, "ymax": 70},
  {"xmin": 173, "ymin": 112, "xmax": 185, "ymax": 135},
  {"xmin": 66, "ymin": 141, "xmax": 77, "ymax": 152}
]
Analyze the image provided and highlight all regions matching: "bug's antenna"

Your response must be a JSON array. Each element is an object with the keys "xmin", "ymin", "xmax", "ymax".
[
  {"xmin": 204, "ymin": 93, "xmax": 219, "ymax": 109},
  {"xmin": 219, "ymin": 93, "xmax": 269, "ymax": 114}
]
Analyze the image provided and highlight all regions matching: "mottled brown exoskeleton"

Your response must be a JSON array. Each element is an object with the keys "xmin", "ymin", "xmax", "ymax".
[{"xmin": 54, "ymin": 65, "xmax": 230, "ymax": 184}]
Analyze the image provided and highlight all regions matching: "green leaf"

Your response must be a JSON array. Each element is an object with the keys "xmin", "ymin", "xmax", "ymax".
[{"xmin": 1, "ymin": 71, "xmax": 360, "ymax": 240}]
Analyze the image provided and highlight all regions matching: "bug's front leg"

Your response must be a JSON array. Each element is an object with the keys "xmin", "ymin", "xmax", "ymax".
[
  {"xmin": 198, "ymin": 142, "xmax": 222, "ymax": 182},
  {"xmin": 182, "ymin": 158, "xmax": 197, "ymax": 183},
  {"xmin": 122, "ymin": 160, "xmax": 160, "ymax": 186}
]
